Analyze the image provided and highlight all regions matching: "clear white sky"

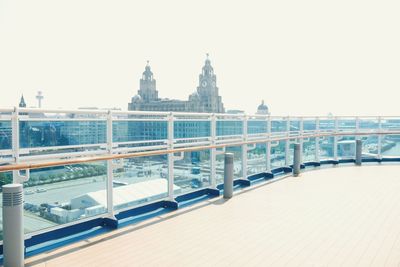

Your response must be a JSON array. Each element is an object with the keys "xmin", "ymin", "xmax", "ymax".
[{"xmin": 0, "ymin": 0, "xmax": 399, "ymax": 116}]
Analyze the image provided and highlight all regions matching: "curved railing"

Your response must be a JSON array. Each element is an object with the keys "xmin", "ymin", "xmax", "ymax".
[
  {"xmin": 1, "ymin": 107, "xmax": 400, "ymax": 251},
  {"xmin": 1, "ymin": 129, "xmax": 400, "ymax": 172}
]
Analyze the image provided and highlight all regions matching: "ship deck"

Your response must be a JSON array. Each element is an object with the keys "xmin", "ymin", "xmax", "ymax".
[{"xmin": 25, "ymin": 165, "xmax": 400, "ymax": 267}]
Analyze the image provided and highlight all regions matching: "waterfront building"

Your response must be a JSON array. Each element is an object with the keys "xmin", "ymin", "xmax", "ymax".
[
  {"xmin": 126, "ymin": 55, "xmax": 224, "ymax": 146},
  {"xmin": 0, "ymin": 121, "xmax": 11, "ymax": 150},
  {"xmin": 19, "ymin": 120, "xmax": 106, "ymax": 148},
  {"xmin": 128, "ymin": 55, "xmax": 225, "ymax": 113}
]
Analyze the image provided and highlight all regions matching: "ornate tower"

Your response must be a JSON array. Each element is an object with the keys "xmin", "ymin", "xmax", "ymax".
[
  {"xmin": 196, "ymin": 54, "xmax": 224, "ymax": 113},
  {"xmin": 19, "ymin": 95, "xmax": 26, "ymax": 108},
  {"xmin": 137, "ymin": 61, "xmax": 158, "ymax": 102}
]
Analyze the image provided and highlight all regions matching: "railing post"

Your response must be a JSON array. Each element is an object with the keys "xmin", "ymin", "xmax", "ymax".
[
  {"xmin": 355, "ymin": 116, "xmax": 360, "ymax": 131},
  {"xmin": 299, "ymin": 117, "xmax": 304, "ymax": 164},
  {"xmin": 355, "ymin": 116, "xmax": 360, "ymax": 139},
  {"xmin": 293, "ymin": 143, "xmax": 301, "ymax": 177},
  {"xmin": 315, "ymin": 117, "xmax": 320, "ymax": 162},
  {"xmin": 242, "ymin": 114, "xmax": 248, "ymax": 180},
  {"xmin": 355, "ymin": 117, "xmax": 361, "ymax": 163},
  {"xmin": 106, "ymin": 111, "xmax": 115, "ymax": 218},
  {"xmin": 334, "ymin": 117, "xmax": 338, "ymax": 160},
  {"xmin": 266, "ymin": 115, "xmax": 271, "ymax": 172},
  {"xmin": 378, "ymin": 116, "xmax": 382, "ymax": 159},
  {"xmin": 167, "ymin": 113, "xmax": 175, "ymax": 200},
  {"xmin": 11, "ymin": 107, "xmax": 20, "ymax": 183},
  {"xmin": 210, "ymin": 113, "xmax": 217, "ymax": 188},
  {"xmin": 285, "ymin": 116, "xmax": 290, "ymax": 166},
  {"xmin": 355, "ymin": 139, "xmax": 362, "ymax": 165},
  {"xmin": 223, "ymin": 153, "xmax": 234, "ymax": 199}
]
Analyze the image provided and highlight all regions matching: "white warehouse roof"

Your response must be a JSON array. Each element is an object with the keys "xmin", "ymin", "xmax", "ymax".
[{"xmin": 71, "ymin": 178, "xmax": 181, "ymax": 210}]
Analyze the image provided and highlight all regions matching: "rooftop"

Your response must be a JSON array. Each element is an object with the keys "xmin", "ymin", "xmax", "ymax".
[{"xmin": 25, "ymin": 165, "xmax": 400, "ymax": 267}]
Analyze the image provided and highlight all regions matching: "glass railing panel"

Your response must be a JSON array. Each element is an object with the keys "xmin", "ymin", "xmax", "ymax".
[
  {"xmin": 174, "ymin": 121, "xmax": 210, "ymax": 139},
  {"xmin": 338, "ymin": 118, "xmax": 356, "ymax": 132},
  {"xmin": 271, "ymin": 119, "xmax": 287, "ymax": 134},
  {"xmin": 0, "ymin": 120, "xmax": 12, "ymax": 150},
  {"xmin": 381, "ymin": 118, "xmax": 400, "ymax": 131},
  {"xmin": 216, "ymin": 146, "xmax": 242, "ymax": 184},
  {"xmin": 112, "ymin": 112, "xmax": 169, "ymax": 150},
  {"xmin": 381, "ymin": 135, "xmax": 400, "ymax": 157},
  {"xmin": 303, "ymin": 119, "xmax": 316, "ymax": 131},
  {"xmin": 319, "ymin": 136, "xmax": 334, "ymax": 160},
  {"xmin": 337, "ymin": 136, "xmax": 356, "ymax": 159},
  {"xmin": 112, "ymin": 121, "xmax": 167, "ymax": 142},
  {"xmin": 359, "ymin": 118, "xmax": 379, "ymax": 130},
  {"xmin": 271, "ymin": 141, "xmax": 286, "ymax": 169},
  {"xmin": 247, "ymin": 120, "xmax": 267, "ymax": 134},
  {"xmin": 173, "ymin": 149, "xmax": 211, "ymax": 195},
  {"xmin": 19, "ymin": 162, "xmax": 108, "ymax": 235},
  {"xmin": 112, "ymin": 155, "xmax": 169, "ymax": 211},
  {"xmin": 247, "ymin": 143, "xmax": 266, "ymax": 176},
  {"xmin": 361, "ymin": 135, "xmax": 378, "ymax": 158},
  {"xmin": 19, "ymin": 120, "xmax": 106, "ymax": 148},
  {"xmin": 216, "ymin": 121, "xmax": 243, "ymax": 136},
  {"xmin": 290, "ymin": 120, "xmax": 300, "ymax": 132},
  {"xmin": 303, "ymin": 137, "xmax": 316, "ymax": 162},
  {"xmin": 319, "ymin": 119, "xmax": 335, "ymax": 130},
  {"xmin": 0, "ymin": 171, "xmax": 13, "ymax": 240}
]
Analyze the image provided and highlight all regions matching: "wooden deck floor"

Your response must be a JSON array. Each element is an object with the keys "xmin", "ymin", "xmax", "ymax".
[{"xmin": 26, "ymin": 165, "xmax": 400, "ymax": 267}]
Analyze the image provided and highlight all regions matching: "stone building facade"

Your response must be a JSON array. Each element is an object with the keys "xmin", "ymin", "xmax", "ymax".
[{"xmin": 128, "ymin": 55, "xmax": 225, "ymax": 113}]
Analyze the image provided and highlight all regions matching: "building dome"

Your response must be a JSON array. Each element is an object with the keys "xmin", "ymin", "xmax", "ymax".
[
  {"xmin": 257, "ymin": 100, "xmax": 269, "ymax": 114},
  {"xmin": 189, "ymin": 92, "xmax": 200, "ymax": 101},
  {"xmin": 132, "ymin": 94, "xmax": 142, "ymax": 102}
]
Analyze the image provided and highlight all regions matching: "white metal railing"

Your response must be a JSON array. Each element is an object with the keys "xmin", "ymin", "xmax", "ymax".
[
  {"xmin": 2, "ymin": 108, "xmax": 400, "ymax": 173},
  {"xmin": 2, "ymin": 108, "xmax": 400, "ymax": 174},
  {"xmin": 1, "ymin": 107, "xmax": 400, "ymax": 242}
]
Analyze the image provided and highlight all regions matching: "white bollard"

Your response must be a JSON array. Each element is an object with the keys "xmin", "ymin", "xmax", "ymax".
[
  {"xmin": 223, "ymin": 153, "xmax": 234, "ymax": 199},
  {"xmin": 293, "ymin": 143, "xmax": 301, "ymax": 177},
  {"xmin": 2, "ymin": 184, "xmax": 24, "ymax": 267},
  {"xmin": 356, "ymin": 139, "xmax": 362, "ymax": 166}
]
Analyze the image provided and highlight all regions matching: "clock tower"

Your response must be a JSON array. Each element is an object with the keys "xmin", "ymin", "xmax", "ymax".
[
  {"xmin": 137, "ymin": 61, "xmax": 158, "ymax": 102},
  {"xmin": 196, "ymin": 54, "xmax": 225, "ymax": 113}
]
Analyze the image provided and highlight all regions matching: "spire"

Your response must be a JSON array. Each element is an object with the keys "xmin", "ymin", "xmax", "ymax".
[
  {"xmin": 205, "ymin": 53, "xmax": 211, "ymax": 65},
  {"xmin": 202, "ymin": 53, "xmax": 213, "ymax": 77},
  {"xmin": 142, "ymin": 60, "xmax": 153, "ymax": 80},
  {"xmin": 19, "ymin": 94, "xmax": 26, "ymax": 108}
]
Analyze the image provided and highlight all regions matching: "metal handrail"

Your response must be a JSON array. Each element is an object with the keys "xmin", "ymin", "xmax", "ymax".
[
  {"xmin": 5, "ymin": 107, "xmax": 400, "ymax": 118},
  {"xmin": 1, "ymin": 129, "xmax": 399, "ymax": 172}
]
